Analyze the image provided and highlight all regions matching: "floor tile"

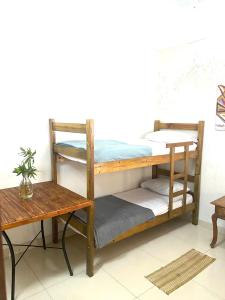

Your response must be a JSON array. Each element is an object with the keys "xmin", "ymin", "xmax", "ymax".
[
  {"xmin": 100, "ymin": 246, "xmax": 163, "ymax": 296},
  {"xmin": 136, "ymin": 232, "xmax": 192, "ymax": 264},
  {"xmin": 4, "ymin": 257, "xmax": 44, "ymax": 300},
  {"xmin": 206, "ymin": 240, "xmax": 225, "ymax": 261},
  {"xmin": 170, "ymin": 222, "xmax": 217, "ymax": 252},
  {"xmin": 24, "ymin": 236, "xmax": 86, "ymax": 289},
  {"xmin": 47, "ymin": 269, "xmax": 134, "ymax": 300},
  {"xmin": 22, "ymin": 290, "xmax": 52, "ymax": 300},
  {"xmin": 5, "ymin": 221, "xmax": 225, "ymax": 300},
  {"xmin": 194, "ymin": 257, "xmax": 225, "ymax": 299},
  {"xmin": 139, "ymin": 281, "xmax": 224, "ymax": 300}
]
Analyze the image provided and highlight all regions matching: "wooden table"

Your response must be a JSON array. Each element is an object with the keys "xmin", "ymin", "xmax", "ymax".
[
  {"xmin": 210, "ymin": 196, "xmax": 225, "ymax": 248},
  {"xmin": 0, "ymin": 181, "xmax": 94, "ymax": 300}
]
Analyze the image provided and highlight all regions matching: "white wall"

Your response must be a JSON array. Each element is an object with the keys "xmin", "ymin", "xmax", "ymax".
[
  {"xmin": 155, "ymin": 38, "xmax": 225, "ymax": 223},
  {"xmin": 0, "ymin": 1, "xmax": 157, "ymax": 243},
  {"xmin": 153, "ymin": 0, "xmax": 225, "ymax": 224}
]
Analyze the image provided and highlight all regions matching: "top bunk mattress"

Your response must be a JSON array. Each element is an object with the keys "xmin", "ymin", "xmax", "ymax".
[{"xmin": 55, "ymin": 139, "xmax": 197, "ymax": 163}]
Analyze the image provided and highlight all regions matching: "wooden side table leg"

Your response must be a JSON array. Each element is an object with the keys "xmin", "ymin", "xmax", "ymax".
[
  {"xmin": 210, "ymin": 213, "xmax": 218, "ymax": 248},
  {"xmin": 0, "ymin": 233, "xmax": 7, "ymax": 300},
  {"xmin": 86, "ymin": 205, "xmax": 94, "ymax": 277}
]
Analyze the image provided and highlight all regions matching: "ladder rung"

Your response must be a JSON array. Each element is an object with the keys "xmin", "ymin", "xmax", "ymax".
[
  {"xmin": 174, "ymin": 173, "xmax": 185, "ymax": 180},
  {"xmin": 173, "ymin": 190, "xmax": 185, "ymax": 197}
]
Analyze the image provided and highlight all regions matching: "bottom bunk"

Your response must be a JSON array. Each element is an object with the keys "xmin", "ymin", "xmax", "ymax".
[{"xmin": 61, "ymin": 185, "xmax": 195, "ymax": 249}]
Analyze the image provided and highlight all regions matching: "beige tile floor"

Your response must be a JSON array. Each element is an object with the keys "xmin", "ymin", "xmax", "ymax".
[{"xmin": 3, "ymin": 217, "xmax": 225, "ymax": 300}]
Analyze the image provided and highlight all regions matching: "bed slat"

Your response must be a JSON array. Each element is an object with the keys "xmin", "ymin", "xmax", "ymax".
[
  {"xmin": 53, "ymin": 122, "xmax": 87, "ymax": 133},
  {"xmin": 157, "ymin": 168, "xmax": 195, "ymax": 183},
  {"xmin": 173, "ymin": 190, "xmax": 185, "ymax": 198},
  {"xmin": 158, "ymin": 122, "xmax": 198, "ymax": 131},
  {"xmin": 166, "ymin": 141, "xmax": 193, "ymax": 148},
  {"xmin": 174, "ymin": 173, "xmax": 185, "ymax": 180}
]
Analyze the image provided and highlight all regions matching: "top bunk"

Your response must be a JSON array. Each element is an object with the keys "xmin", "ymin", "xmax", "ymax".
[{"xmin": 49, "ymin": 119, "xmax": 204, "ymax": 175}]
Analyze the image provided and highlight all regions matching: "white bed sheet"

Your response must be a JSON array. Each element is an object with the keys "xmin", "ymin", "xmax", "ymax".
[
  {"xmin": 57, "ymin": 139, "xmax": 197, "ymax": 164},
  {"xmin": 114, "ymin": 188, "xmax": 193, "ymax": 216},
  {"xmin": 127, "ymin": 139, "xmax": 196, "ymax": 156}
]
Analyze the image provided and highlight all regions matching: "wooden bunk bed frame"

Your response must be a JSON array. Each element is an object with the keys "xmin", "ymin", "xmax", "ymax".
[{"xmin": 49, "ymin": 119, "xmax": 204, "ymax": 270}]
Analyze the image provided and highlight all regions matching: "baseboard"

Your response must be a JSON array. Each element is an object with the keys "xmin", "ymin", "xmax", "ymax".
[
  {"xmin": 181, "ymin": 213, "xmax": 225, "ymax": 235},
  {"xmin": 199, "ymin": 219, "xmax": 225, "ymax": 235}
]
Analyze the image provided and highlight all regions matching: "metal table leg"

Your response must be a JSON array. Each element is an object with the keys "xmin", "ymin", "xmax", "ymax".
[
  {"xmin": 61, "ymin": 212, "xmax": 74, "ymax": 276},
  {"xmin": 41, "ymin": 220, "xmax": 46, "ymax": 250},
  {"xmin": 3, "ymin": 218, "xmax": 74, "ymax": 300},
  {"xmin": 2, "ymin": 221, "xmax": 47, "ymax": 300},
  {"xmin": 2, "ymin": 231, "xmax": 15, "ymax": 300},
  {"xmin": 0, "ymin": 233, "xmax": 7, "ymax": 300},
  {"xmin": 61, "ymin": 207, "xmax": 95, "ymax": 278}
]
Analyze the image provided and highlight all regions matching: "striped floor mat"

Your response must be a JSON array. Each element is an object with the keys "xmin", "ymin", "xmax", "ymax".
[{"xmin": 145, "ymin": 249, "xmax": 215, "ymax": 295}]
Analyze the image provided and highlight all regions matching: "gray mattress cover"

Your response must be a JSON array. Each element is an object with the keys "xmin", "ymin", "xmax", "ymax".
[{"xmin": 73, "ymin": 195, "xmax": 155, "ymax": 248}]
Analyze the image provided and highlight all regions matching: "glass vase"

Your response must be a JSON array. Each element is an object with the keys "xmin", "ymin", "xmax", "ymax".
[{"xmin": 19, "ymin": 176, "xmax": 33, "ymax": 200}]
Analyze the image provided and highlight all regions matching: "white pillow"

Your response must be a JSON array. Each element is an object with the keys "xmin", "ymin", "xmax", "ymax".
[
  {"xmin": 145, "ymin": 130, "xmax": 197, "ymax": 143},
  {"xmin": 140, "ymin": 177, "xmax": 190, "ymax": 197}
]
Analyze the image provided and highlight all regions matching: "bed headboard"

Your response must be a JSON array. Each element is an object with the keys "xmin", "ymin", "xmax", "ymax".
[
  {"xmin": 154, "ymin": 120, "xmax": 203, "ymax": 131},
  {"xmin": 49, "ymin": 119, "xmax": 94, "ymax": 201},
  {"xmin": 153, "ymin": 120, "xmax": 204, "ymax": 170}
]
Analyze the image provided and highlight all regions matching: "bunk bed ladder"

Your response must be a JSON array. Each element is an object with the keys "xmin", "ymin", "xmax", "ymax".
[{"xmin": 167, "ymin": 141, "xmax": 193, "ymax": 218}]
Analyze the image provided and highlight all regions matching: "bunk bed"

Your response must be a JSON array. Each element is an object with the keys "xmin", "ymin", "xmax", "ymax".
[{"xmin": 49, "ymin": 119, "xmax": 204, "ymax": 275}]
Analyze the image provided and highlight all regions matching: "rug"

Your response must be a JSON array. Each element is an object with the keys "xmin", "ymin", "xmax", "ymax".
[{"xmin": 145, "ymin": 249, "xmax": 215, "ymax": 295}]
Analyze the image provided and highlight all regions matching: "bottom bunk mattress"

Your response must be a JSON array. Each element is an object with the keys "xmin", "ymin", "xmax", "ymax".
[{"xmin": 73, "ymin": 188, "xmax": 193, "ymax": 248}]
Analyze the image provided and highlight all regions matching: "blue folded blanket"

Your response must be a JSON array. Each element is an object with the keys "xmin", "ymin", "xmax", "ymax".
[{"xmin": 56, "ymin": 139, "xmax": 152, "ymax": 163}]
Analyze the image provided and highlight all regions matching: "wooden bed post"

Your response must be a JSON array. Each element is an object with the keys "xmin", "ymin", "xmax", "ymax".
[
  {"xmin": 168, "ymin": 146, "xmax": 175, "ymax": 217},
  {"xmin": 86, "ymin": 119, "xmax": 94, "ymax": 276},
  {"xmin": 0, "ymin": 233, "xmax": 7, "ymax": 300},
  {"xmin": 192, "ymin": 121, "xmax": 204, "ymax": 225},
  {"xmin": 182, "ymin": 145, "xmax": 190, "ymax": 213},
  {"xmin": 152, "ymin": 120, "xmax": 160, "ymax": 179},
  {"xmin": 86, "ymin": 119, "xmax": 94, "ymax": 201},
  {"xmin": 49, "ymin": 119, "xmax": 59, "ymax": 243}
]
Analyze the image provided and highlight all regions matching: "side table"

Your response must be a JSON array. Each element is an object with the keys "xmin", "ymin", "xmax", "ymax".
[
  {"xmin": 210, "ymin": 196, "xmax": 225, "ymax": 248},
  {"xmin": 0, "ymin": 181, "xmax": 94, "ymax": 300}
]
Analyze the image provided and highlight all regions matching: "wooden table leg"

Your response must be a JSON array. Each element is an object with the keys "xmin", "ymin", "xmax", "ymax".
[
  {"xmin": 52, "ymin": 217, "xmax": 58, "ymax": 243},
  {"xmin": 0, "ymin": 233, "xmax": 7, "ymax": 300},
  {"xmin": 86, "ymin": 205, "xmax": 94, "ymax": 277},
  {"xmin": 210, "ymin": 213, "xmax": 218, "ymax": 248}
]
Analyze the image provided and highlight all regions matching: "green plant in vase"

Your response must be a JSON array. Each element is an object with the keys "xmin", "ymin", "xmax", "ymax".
[{"xmin": 13, "ymin": 147, "xmax": 37, "ymax": 199}]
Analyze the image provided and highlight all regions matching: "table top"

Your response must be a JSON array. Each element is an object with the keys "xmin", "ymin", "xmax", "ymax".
[
  {"xmin": 0, "ymin": 181, "xmax": 92, "ymax": 231},
  {"xmin": 211, "ymin": 196, "xmax": 225, "ymax": 208}
]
